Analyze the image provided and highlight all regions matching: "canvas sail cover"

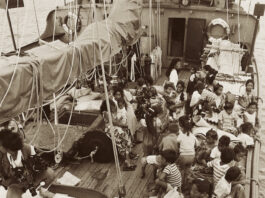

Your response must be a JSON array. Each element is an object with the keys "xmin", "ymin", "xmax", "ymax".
[{"xmin": 0, "ymin": 0, "xmax": 142, "ymax": 122}]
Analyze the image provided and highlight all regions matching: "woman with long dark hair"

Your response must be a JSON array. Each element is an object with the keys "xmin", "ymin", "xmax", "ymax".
[
  {"xmin": 0, "ymin": 129, "xmax": 55, "ymax": 198},
  {"xmin": 100, "ymin": 99, "xmax": 136, "ymax": 170},
  {"xmin": 166, "ymin": 58, "xmax": 181, "ymax": 88}
]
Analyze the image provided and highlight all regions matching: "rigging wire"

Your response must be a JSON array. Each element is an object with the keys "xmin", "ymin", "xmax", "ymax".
[
  {"xmin": 52, "ymin": 0, "xmax": 58, "ymax": 42},
  {"xmin": 92, "ymin": 0, "xmax": 124, "ymax": 191},
  {"xmin": 32, "ymin": 0, "xmax": 41, "ymax": 38},
  {"xmin": 149, "ymin": 0, "xmax": 152, "ymax": 53},
  {"xmin": 0, "ymin": 2, "xmax": 29, "ymax": 108}
]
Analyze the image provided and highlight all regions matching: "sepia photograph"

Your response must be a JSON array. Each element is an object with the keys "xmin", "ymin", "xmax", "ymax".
[{"xmin": 0, "ymin": 0, "xmax": 265, "ymax": 197}]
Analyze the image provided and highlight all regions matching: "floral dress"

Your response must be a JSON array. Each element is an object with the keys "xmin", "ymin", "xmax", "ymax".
[{"xmin": 103, "ymin": 111, "xmax": 132, "ymax": 159}]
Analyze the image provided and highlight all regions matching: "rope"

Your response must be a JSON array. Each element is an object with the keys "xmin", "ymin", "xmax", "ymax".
[
  {"xmin": 52, "ymin": 0, "xmax": 58, "ymax": 42},
  {"xmin": 93, "ymin": 0, "xmax": 123, "ymax": 190},
  {"xmin": 103, "ymin": 0, "xmax": 113, "ymax": 76},
  {"xmin": 16, "ymin": 0, "xmax": 20, "ymax": 46},
  {"xmin": 237, "ymin": 2, "xmax": 241, "ymax": 44},
  {"xmin": 149, "ymin": 0, "xmax": 152, "ymax": 53},
  {"xmin": 31, "ymin": 84, "xmax": 76, "ymax": 153},
  {"xmin": 32, "ymin": 0, "xmax": 41, "ymax": 38},
  {"xmin": 0, "ymin": 3, "xmax": 29, "ymax": 108},
  {"xmin": 226, "ymin": 0, "xmax": 229, "ymax": 36}
]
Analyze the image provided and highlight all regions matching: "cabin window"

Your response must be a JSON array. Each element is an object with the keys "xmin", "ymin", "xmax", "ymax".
[{"xmin": 167, "ymin": 18, "xmax": 185, "ymax": 57}]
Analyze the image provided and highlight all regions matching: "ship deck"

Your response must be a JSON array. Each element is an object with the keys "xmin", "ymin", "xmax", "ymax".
[{"xmin": 24, "ymin": 69, "xmax": 191, "ymax": 198}]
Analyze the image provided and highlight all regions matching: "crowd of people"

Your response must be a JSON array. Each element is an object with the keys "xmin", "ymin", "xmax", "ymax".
[
  {"xmin": 99, "ymin": 58, "xmax": 260, "ymax": 198},
  {"xmin": 0, "ymin": 57, "xmax": 260, "ymax": 198}
]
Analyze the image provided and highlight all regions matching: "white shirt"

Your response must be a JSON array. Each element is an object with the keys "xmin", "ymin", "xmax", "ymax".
[
  {"xmin": 190, "ymin": 91, "xmax": 201, "ymax": 107},
  {"xmin": 237, "ymin": 133, "xmax": 254, "ymax": 148},
  {"xmin": 244, "ymin": 111, "xmax": 256, "ymax": 126},
  {"xmin": 177, "ymin": 133, "xmax": 198, "ymax": 155},
  {"xmin": 214, "ymin": 176, "xmax": 231, "ymax": 198},
  {"xmin": 7, "ymin": 145, "xmax": 36, "ymax": 168},
  {"xmin": 117, "ymin": 107, "xmax": 127, "ymax": 125},
  {"xmin": 169, "ymin": 69, "xmax": 178, "ymax": 88},
  {"xmin": 210, "ymin": 146, "xmax": 221, "ymax": 159}
]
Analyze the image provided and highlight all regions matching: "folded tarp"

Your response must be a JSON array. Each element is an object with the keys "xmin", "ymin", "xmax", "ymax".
[{"xmin": 0, "ymin": 0, "xmax": 142, "ymax": 122}]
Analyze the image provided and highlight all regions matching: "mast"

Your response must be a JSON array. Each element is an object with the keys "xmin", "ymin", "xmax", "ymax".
[
  {"xmin": 6, "ymin": 8, "xmax": 17, "ymax": 51},
  {"xmin": 249, "ymin": 3, "xmax": 265, "ymax": 62}
]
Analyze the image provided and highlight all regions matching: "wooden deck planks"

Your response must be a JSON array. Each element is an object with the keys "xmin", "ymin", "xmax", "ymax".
[{"xmin": 25, "ymin": 69, "xmax": 192, "ymax": 198}]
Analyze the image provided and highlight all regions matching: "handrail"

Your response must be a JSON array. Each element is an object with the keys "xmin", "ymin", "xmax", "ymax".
[{"xmin": 251, "ymin": 57, "xmax": 261, "ymax": 198}]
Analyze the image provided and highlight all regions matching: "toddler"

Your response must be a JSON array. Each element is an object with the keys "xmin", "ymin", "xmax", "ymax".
[
  {"xmin": 213, "ymin": 166, "xmax": 242, "ymax": 198},
  {"xmin": 210, "ymin": 135, "xmax": 230, "ymax": 160},
  {"xmin": 155, "ymin": 150, "xmax": 182, "ymax": 195},
  {"xmin": 117, "ymin": 98, "xmax": 127, "ymax": 126},
  {"xmin": 243, "ymin": 102, "xmax": 260, "ymax": 130},
  {"xmin": 207, "ymin": 147, "xmax": 235, "ymax": 186},
  {"xmin": 196, "ymin": 129, "xmax": 218, "ymax": 165},
  {"xmin": 237, "ymin": 122, "xmax": 254, "ymax": 148},
  {"xmin": 218, "ymin": 102, "xmax": 237, "ymax": 134},
  {"xmin": 190, "ymin": 178, "xmax": 213, "ymax": 198}
]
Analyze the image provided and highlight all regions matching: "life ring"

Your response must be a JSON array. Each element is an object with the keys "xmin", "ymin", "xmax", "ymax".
[
  {"xmin": 62, "ymin": 12, "xmax": 82, "ymax": 35},
  {"xmin": 207, "ymin": 18, "xmax": 230, "ymax": 40},
  {"xmin": 181, "ymin": 0, "xmax": 190, "ymax": 6}
]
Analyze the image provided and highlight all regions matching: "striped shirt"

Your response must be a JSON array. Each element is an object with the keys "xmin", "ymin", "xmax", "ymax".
[
  {"xmin": 207, "ymin": 159, "xmax": 230, "ymax": 185},
  {"xmin": 163, "ymin": 164, "xmax": 182, "ymax": 188}
]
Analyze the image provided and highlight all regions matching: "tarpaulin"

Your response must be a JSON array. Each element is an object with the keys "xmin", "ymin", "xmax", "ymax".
[{"xmin": 0, "ymin": 0, "xmax": 142, "ymax": 122}]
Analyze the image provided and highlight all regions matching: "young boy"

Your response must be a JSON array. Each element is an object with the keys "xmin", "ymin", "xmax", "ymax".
[
  {"xmin": 207, "ymin": 147, "xmax": 235, "ymax": 186},
  {"xmin": 190, "ymin": 178, "xmax": 213, "ymax": 198},
  {"xmin": 213, "ymin": 166, "xmax": 242, "ymax": 198},
  {"xmin": 210, "ymin": 135, "xmax": 230, "ymax": 160},
  {"xmin": 243, "ymin": 102, "xmax": 260, "ymax": 131},
  {"xmin": 237, "ymin": 122, "xmax": 254, "ymax": 148},
  {"xmin": 155, "ymin": 150, "xmax": 182, "ymax": 194},
  {"xmin": 196, "ymin": 129, "xmax": 218, "ymax": 165},
  {"xmin": 218, "ymin": 102, "xmax": 237, "ymax": 134},
  {"xmin": 158, "ymin": 123, "xmax": 179, "ymax": 153},
  {"xmin": 141, "ymin": 124, "xmax": 179, "ymax": 179}
]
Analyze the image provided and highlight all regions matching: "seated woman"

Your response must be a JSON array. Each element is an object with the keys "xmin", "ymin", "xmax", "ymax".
[
  {"xmin": 0, "ymin": 129, "xmax": 55, "ymax": 198},
  {"xmin": 168, "ymin": 80, "xmax": 187, "ymax": 121},
  {"xmin": 166, "ymin": 58, "xmax": 182, "ymax": 88},
  {"xmin": 113, "ymin": 86, "xmax": 138, "ymax": 139},
  {"xmin": 100, "ymin": 99, "xmax": 136, "ymax": 170},
  {"xmin": 238, "ymin": 79, "xmax": 256, "ymax": 108}
]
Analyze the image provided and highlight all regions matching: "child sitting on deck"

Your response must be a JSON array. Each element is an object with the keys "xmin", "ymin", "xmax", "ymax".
[
  {"xmin": 237, "ymin": 122, "xmax": 255, "ymax": 148},
  {"xmin": 155, "ymin": 150, "xmax": 182, "ymax": 196},
  {"xmin": 207, "ymin": 147, "xmax": 235, "ymax": 186},
  {"xmin": 210, "ymin": 135, "xmax": 230, "ymax": 160},
  {"xmin": 189, "ymin": 178, "xmax": 213, "ymax": 198},
  {"xmin": 177, "ymin": 116, "xmax": 198, "ymax": 187},
  {"xmin": 196, "ymin": 129, "xmax": 218, "ymax": 166},
  {"xmin": 213, "ymin": 166, "xmax": 243, "ymax": 198},
  {"xmin": 117, "ymin": 98, "xmax": 128, "ymax": 126},
  {"xmin": 218, "ymin": 102, "xmax": 238, "ymax": 134},
  {"xmin": 141, "ymin": 124, "xmax": 179, "ymax": 179},
  {"xmin": 243, "ymin": 102, "xmax": 260, "ymax": 131}
]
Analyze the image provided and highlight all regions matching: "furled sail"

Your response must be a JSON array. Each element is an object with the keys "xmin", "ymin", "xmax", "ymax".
[{"xmin": 0, "ymin": 0, "xmax": 142, "ymax": 122}]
